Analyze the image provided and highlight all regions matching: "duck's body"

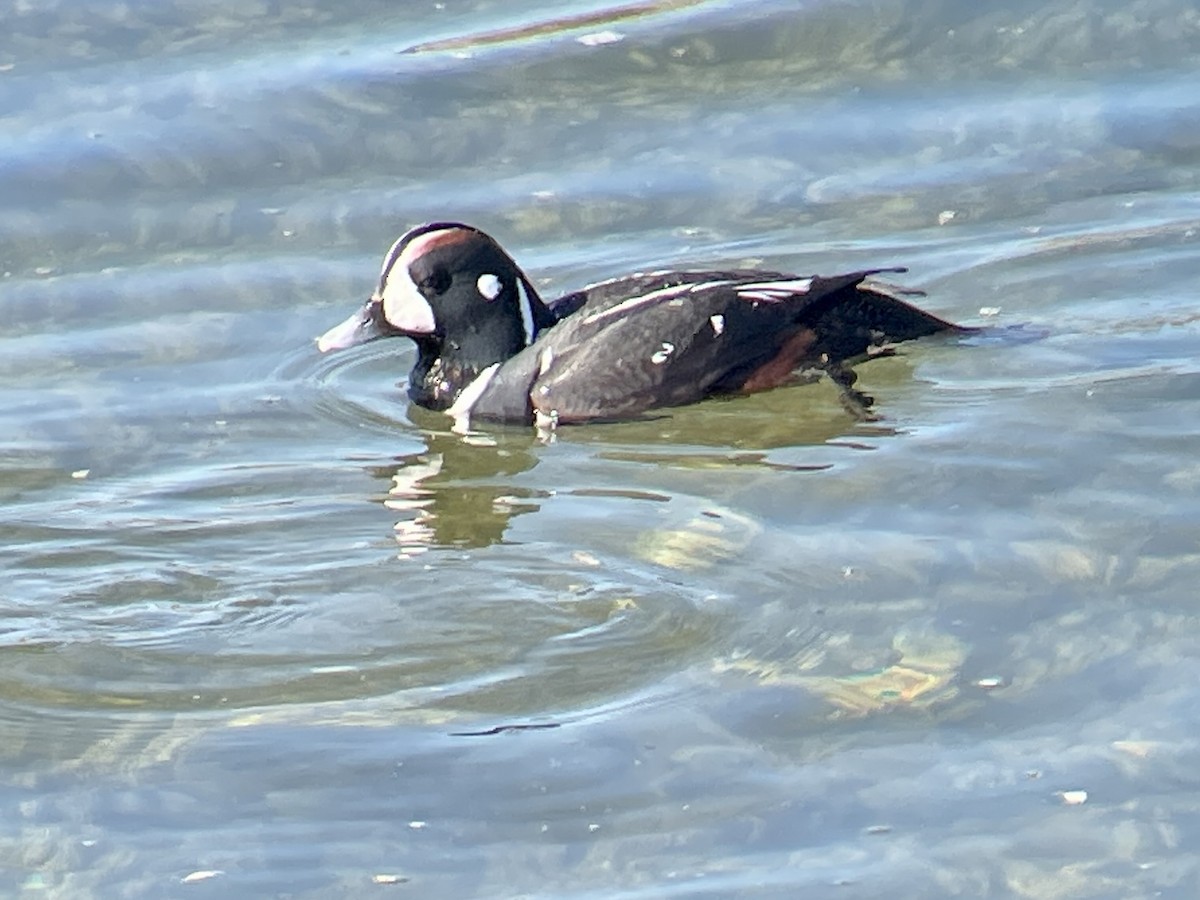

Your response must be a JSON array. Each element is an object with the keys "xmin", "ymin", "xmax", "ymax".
[{"xmin": 317, "ymin": 223, "xmax": 965, "ymax": 429}]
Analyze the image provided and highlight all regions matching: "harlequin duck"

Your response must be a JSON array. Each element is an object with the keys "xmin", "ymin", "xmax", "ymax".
[{"xmin": 317, "ymin": 222, "xmax": 965, "ymax": 429}]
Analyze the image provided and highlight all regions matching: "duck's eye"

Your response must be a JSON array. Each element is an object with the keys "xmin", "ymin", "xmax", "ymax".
[{"xmin": 418, "ymin": 267, "xmax": 452, "ymax": 296}]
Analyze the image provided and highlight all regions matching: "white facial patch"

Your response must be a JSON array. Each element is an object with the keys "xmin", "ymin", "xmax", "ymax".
[
  {"xmin": 709, "ymin": 314, "xmax": 725, "ymax": 336},
  {"xmin": 477, "ymin": 273, "xmax": 502, "ymax": 301},
  {"xmin": 376, "ymin": 227, "xmax": 466, "ymax": 335},
  {"xmin": 377, "ymin": 233, "xmax": 408, "ymax": 282},
  {"xmin": 379, "ymin": 269, "xmax": 436, "ymax": 334}
]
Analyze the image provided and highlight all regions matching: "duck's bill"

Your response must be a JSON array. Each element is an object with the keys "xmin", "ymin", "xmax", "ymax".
[{"xmin": 316, "ymin": 298, "xmax": 386, "ymax": 353}]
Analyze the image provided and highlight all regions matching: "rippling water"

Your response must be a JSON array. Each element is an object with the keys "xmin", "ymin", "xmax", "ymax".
[{"xmin": 4, "ymin": 0, "xmax": 1200, "ymax": 895}]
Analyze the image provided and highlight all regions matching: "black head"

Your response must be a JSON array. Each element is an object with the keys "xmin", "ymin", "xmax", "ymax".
[{"xmin": 317, "ymin": 223, "xmax": 554, "ymax": 366}]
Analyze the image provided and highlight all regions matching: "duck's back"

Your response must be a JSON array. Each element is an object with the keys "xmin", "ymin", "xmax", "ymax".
[{"xmin": 468, "ymin": 269, "xmax": 959, "ymax": 425}]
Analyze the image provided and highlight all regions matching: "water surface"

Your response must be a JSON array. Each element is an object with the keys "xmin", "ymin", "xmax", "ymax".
[{"xmin": 3, "ymin": 0, "xmax": 1200, "ymax": 896}]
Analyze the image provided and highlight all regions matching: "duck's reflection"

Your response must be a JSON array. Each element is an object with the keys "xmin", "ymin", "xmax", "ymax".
[
  {"xmin": 367, "ymin": 426, "xmax": 544, "ymax": 557},
  {"xmin": 365, "ymin": 378, "xmax": 904, "ymax": 558}
]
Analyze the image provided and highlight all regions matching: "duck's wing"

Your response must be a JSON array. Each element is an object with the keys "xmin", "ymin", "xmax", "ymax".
[
  {"xmin": 544, "ymin": 270, "xmax": 793, "ymax": 322},
  {"xmin": 533, "ymin": 270, "xmax": 957, "ymax": 424},
  {"xmin": 468, "ymin": 270, "xmax": 962, "ymax": 426}
]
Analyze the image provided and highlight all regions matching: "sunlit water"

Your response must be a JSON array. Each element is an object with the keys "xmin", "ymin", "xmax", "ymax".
[{"xmin": 3, "ymin": 0, "xmax": 1200, "ymax": 896}]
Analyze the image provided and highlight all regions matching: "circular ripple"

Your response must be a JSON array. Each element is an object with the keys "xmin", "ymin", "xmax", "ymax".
[{"xmin": 276, "ymin": 338, "xmax": 415, "ymax": 436}]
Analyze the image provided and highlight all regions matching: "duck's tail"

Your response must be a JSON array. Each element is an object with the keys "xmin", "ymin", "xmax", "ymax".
[{"xmin": 802, "ymin": 268, "xmax": 970, "ymax": 366}]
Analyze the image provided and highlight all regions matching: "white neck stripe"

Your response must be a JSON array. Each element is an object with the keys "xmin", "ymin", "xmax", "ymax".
[{"xmin": 516, "ymin": 277, "xmax": 536, "ymax": 345}]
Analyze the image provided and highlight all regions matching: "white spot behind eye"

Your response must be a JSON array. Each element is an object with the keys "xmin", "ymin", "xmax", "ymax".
[
  {"xmin": 477, "ymin": 273, "xmax": 502, "ymax": 301},
  {"xmin": 709, "ymin": 314, "xmax": 725, "ymax": 336}
]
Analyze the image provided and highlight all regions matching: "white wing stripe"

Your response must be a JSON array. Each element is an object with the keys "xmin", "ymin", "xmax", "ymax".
[
  {"xmin": 736, "ymin": 278, "xmax": 814, "ymax": 292},
  {"xmin": 735, "ymin": 278, "xmax": 813, "ymax": 303},
  {"xmin": 582, "ymin": 269, "xmax": 674, "ymax": 291},
  {"xmin": 581, "ymin": 280, "xmax": 732, "ymax": 326}
]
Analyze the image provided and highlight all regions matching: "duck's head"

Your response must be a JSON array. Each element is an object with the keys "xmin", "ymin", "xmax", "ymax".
[{"xmin": 317, "ymin": 222, "xmax": 554, "ymax": 364}]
